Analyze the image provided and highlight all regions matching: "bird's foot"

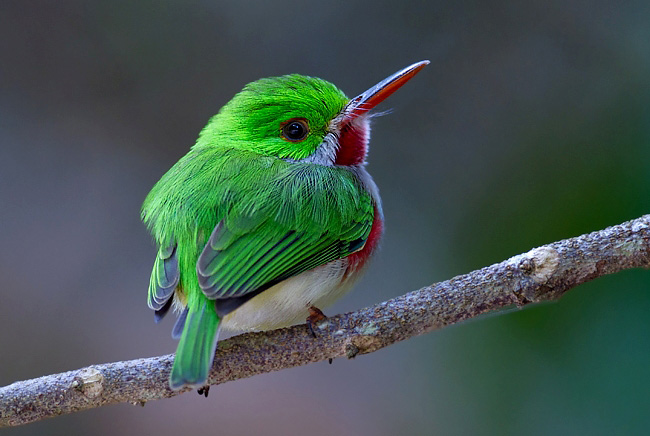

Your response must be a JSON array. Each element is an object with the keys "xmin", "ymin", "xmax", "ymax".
[
  {"xmin": 197, "ymin": 385, "xmax": 210, "ymax": 397},
  {"xmin": 306, "ymin": 306, "xmax": 327, "ymax": 338},
  {"xmin": 306, "ymin": 306, "xmax": 333, "ymax": 364}
]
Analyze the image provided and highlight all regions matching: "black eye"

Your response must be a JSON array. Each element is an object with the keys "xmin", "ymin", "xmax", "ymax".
[{"xmin": 281, "ymin": 119, "xmax": 309, "ymax": 142}]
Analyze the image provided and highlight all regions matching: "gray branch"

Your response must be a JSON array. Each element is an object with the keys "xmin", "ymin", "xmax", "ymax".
[{"xmin": 2, "ymin": 215, "xmax": 649, "ymax": 427}]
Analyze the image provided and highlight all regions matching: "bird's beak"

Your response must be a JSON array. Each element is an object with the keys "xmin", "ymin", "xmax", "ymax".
[{"xmin": 340, "ymin": 60, "xmax": 430, "ymax": 123}]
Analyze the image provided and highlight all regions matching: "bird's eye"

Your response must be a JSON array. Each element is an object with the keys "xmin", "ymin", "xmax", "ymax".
[{"xmin": 281, "ymin": 118, "xmax": 309, "ymax": 142}]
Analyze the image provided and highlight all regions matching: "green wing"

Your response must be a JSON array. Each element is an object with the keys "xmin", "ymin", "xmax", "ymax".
[{"xmin": 196, "ymin": 162, "xmax": 374, "ymax": 315}]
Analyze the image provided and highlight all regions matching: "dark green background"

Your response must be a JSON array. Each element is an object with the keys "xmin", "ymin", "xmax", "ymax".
[{"xmin": 1, "ymin": 1, "xmax": 649, "ymax": 435}]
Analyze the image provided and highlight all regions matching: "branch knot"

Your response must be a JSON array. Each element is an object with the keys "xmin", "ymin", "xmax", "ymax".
[{"xmin": 71, "ymin": 368, "xmax": 104, "ymax": 399}]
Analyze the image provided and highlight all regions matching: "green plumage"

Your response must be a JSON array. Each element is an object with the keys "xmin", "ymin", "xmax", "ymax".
[{"xmin": 142, "ymin": 74, "xmax": 375, "ymax": 389}]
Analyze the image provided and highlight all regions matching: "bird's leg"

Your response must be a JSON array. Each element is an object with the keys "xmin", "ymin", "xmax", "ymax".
[
  {"xmin": 306, "ymin": 306, "xmax": 327, "ymax": 338},
  {"xmin": 197, "ymin": 385, "xmax": 210, "ymax": 397},
  {"xmin": 306, "ymin": 306, "xmax": 333, "ymax": 364}
]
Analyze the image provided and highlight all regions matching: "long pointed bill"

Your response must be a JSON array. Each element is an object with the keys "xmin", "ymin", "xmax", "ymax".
[{"xmin": 341, "ymin": 60, "xmax": 430, "ymax": 123}]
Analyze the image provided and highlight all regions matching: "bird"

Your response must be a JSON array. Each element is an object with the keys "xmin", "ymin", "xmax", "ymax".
[{"xmin": 141, "ymin": 60, "xmax": 429, "ymax": 391}]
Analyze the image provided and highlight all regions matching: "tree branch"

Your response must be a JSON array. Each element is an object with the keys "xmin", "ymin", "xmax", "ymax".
[{"xmin": 2, "ymin": 215, "xmax": 649, "ymax": 427}]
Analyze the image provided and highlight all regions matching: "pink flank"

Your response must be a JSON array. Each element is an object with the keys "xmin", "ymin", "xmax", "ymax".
[{"xmin": 345, "ymin": 208, "xmax": 383, "ymax": 276}]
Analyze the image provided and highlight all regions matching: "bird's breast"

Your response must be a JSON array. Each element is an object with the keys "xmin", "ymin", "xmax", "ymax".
[
  {"xmin": 220, "ymin": 211, "xmax": 383, "ymax": 333},
  {"xmin": 220, "ymin": 258, "xmax": 353, "ymax": 332}
]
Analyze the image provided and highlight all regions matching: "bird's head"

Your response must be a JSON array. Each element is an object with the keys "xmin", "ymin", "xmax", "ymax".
[{"xmin": 196, "ymin": 61, "xmax": 429, "ymax": 166}]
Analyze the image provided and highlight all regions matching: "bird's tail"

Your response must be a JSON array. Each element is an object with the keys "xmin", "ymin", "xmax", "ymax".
[{"xmin": 169, "ymin": 298, "xmax": 220, "ymax": 390}]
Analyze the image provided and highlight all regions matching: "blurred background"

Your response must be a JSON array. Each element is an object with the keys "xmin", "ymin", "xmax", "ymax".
[{"xmin": 1, "ymin": 1, "xmax": 649, "ymax": 435}]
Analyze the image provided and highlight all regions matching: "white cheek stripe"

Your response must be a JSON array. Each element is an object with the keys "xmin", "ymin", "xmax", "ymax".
[{"xmin": 297, "ymin": 132, "xmax": 340, "ymax": 166}]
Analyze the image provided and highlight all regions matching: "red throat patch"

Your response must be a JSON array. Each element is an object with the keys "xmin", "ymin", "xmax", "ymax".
[{"xmin": 334, "ymin": 121, "xmax": 369, "ymax": 166}]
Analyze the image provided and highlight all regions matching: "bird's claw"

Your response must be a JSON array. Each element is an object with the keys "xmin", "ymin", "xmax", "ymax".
[{"xmin": 197, "ymin": 385, "xmax": 210, "ymax": 397}]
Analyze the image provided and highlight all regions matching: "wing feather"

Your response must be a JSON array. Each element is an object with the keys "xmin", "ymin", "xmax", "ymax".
[
  {"xmin": 146, "ymin": 150, "xmax": 378, "ymax": 317},
  {"xmin": 196, "ymin": 198, "xmax": 373, "ymax": 311},
  {"xmin": 147, "ymin": 243, "xmax": 179, "ymax": 312}
]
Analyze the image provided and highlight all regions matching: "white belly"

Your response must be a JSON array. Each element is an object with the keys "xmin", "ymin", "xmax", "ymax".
[{"xmin": 220, "ymin": 258, "xmax": 363, "ymax": 332}]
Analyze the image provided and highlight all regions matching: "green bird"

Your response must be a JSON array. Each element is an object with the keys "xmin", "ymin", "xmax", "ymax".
[{"xmin": 142, "ymin": 60, "xmax": 429, "ymax": 391}]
